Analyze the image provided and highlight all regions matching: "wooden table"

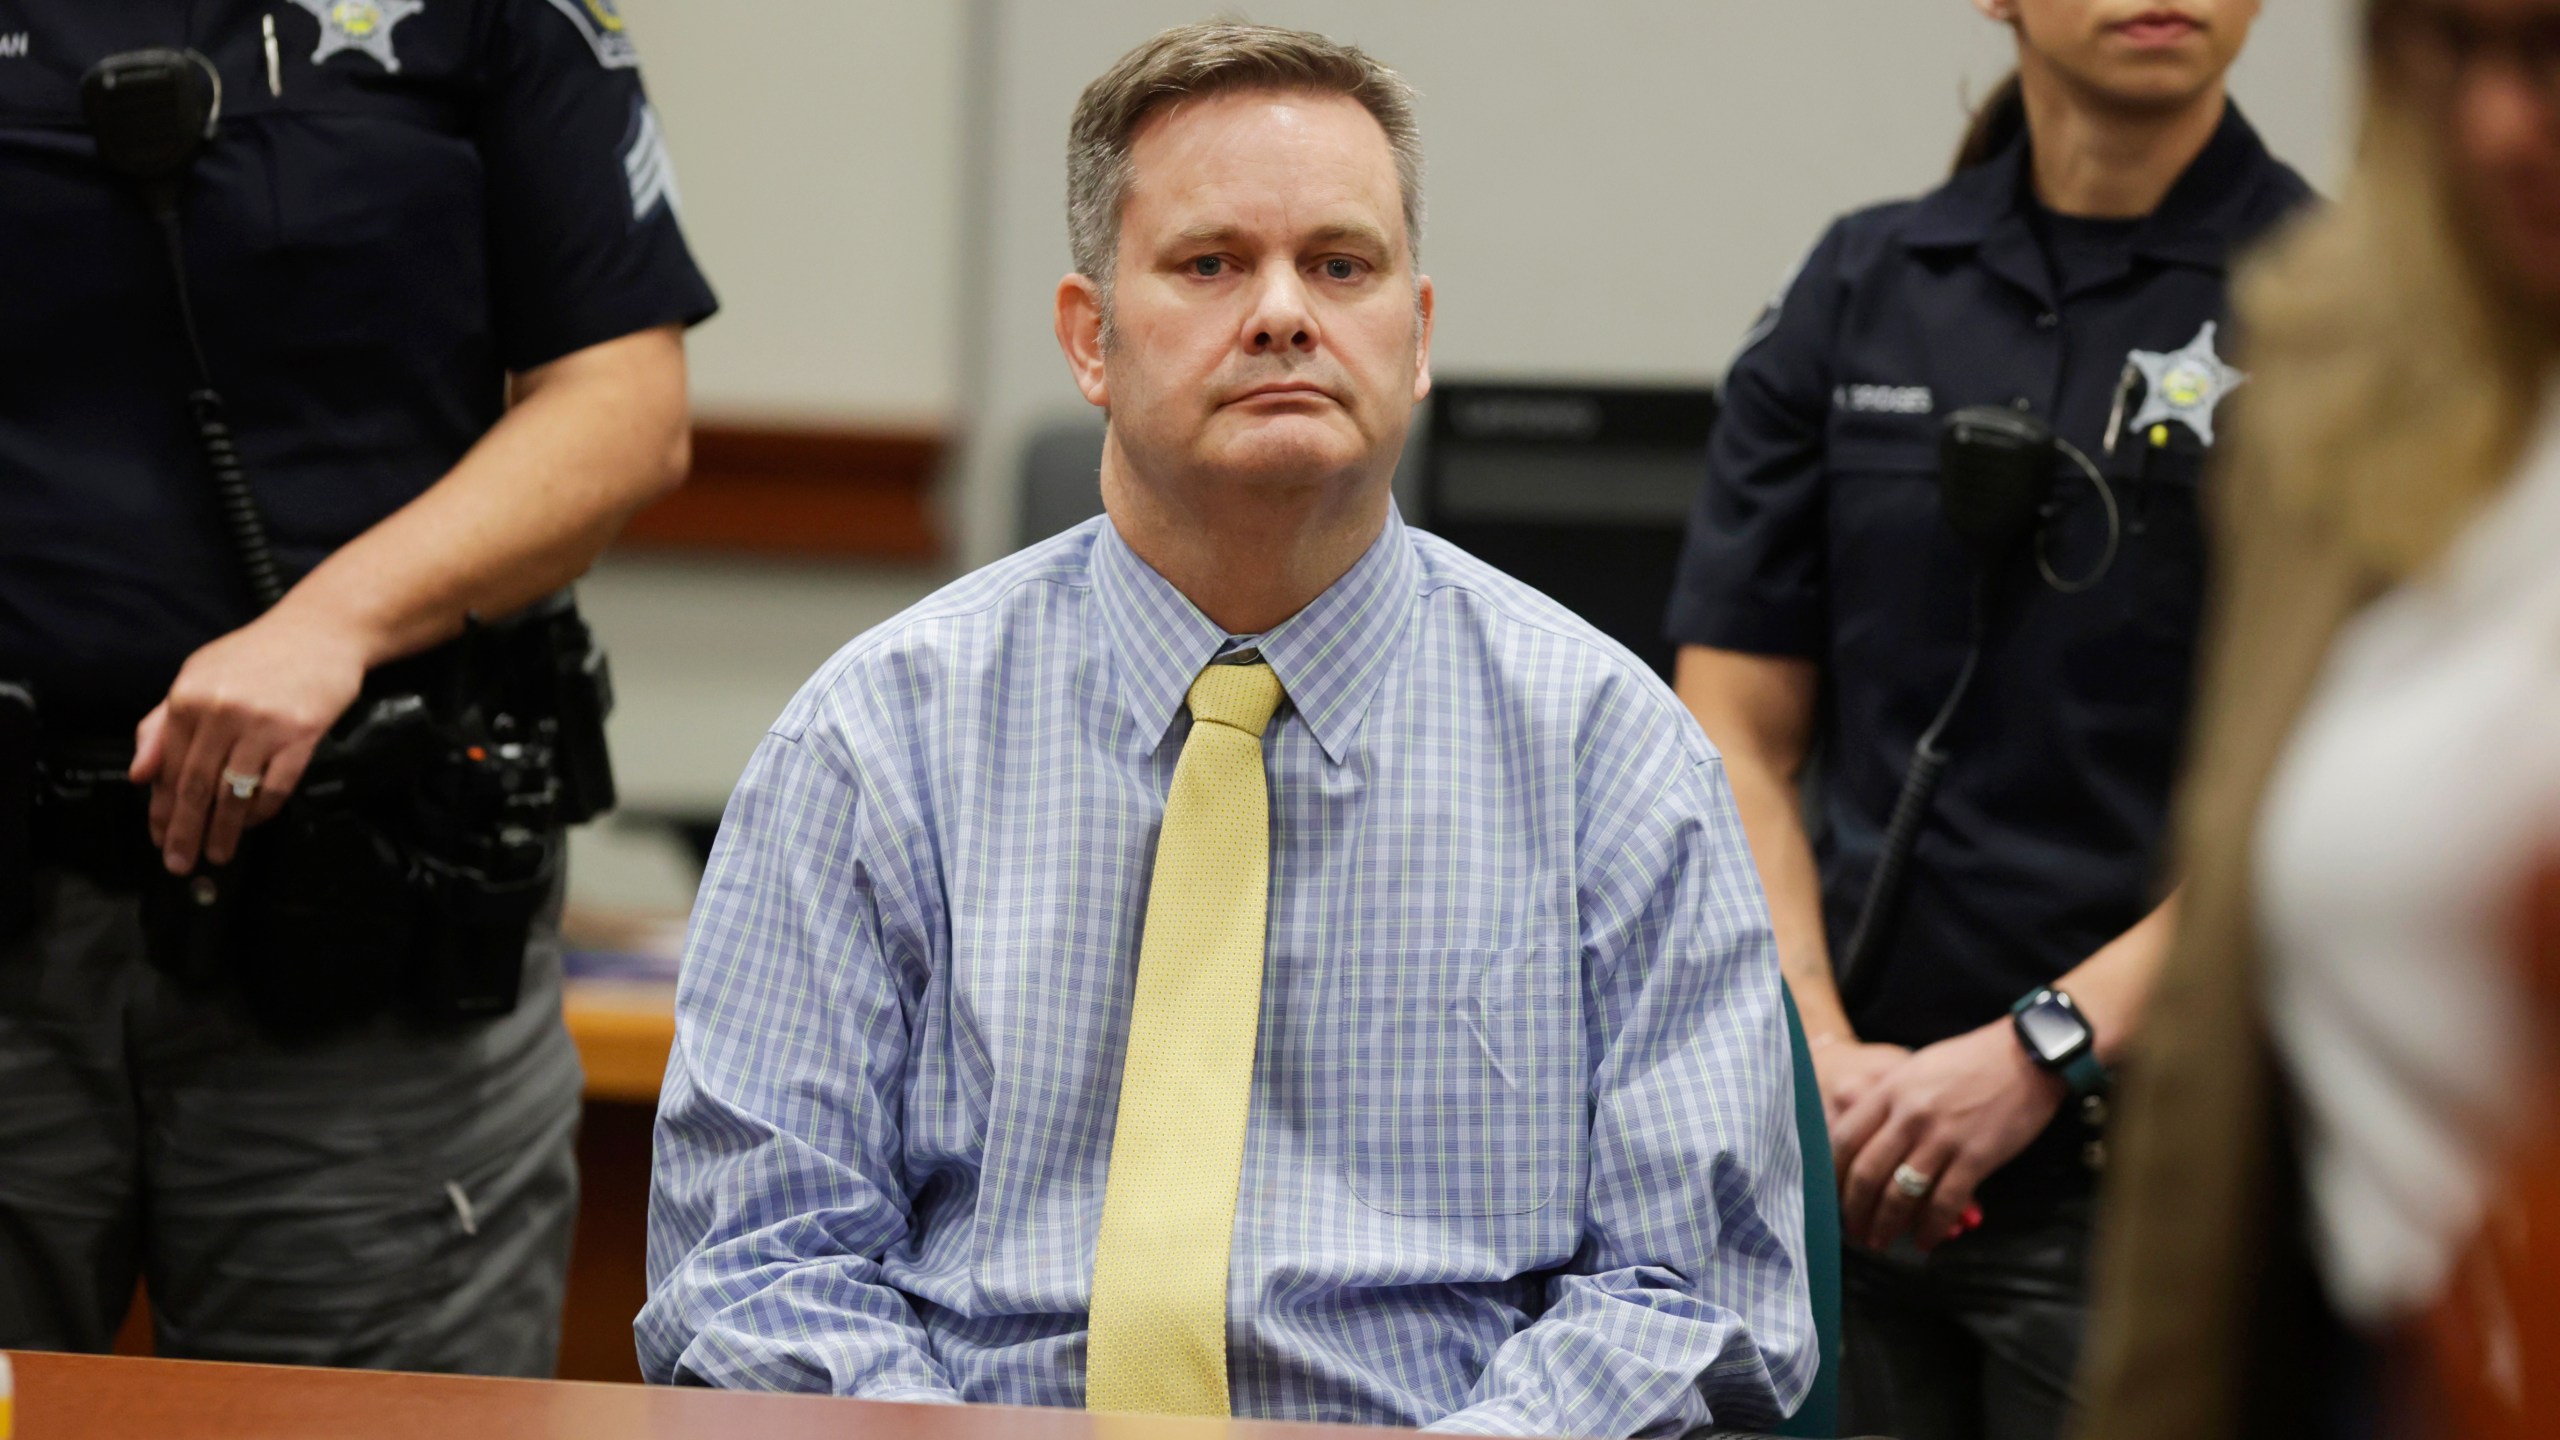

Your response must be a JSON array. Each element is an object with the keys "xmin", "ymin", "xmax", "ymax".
[
  {"xmin": 553, "ymin": 917, "xmax": 684, "ymax": 1382},
  {"xmin": 555, "ymin": 969, "xmax": 679, "ymax": 1383},
  {"xmin": 8, "ymin": 1351, "xmax": 1377, "ymax": 1440},
  {"xmin": 561, "ymin": 977, "xmax": 678, "ymax": 1103}
]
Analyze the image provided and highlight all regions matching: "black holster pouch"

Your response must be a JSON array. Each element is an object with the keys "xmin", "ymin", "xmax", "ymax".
[
  {"xmin": 0, "ymin": 683, "xmax": 35, "ymax": 941},
  {"xmin": 140, "ymin": 693, "xmax": 564, "ymax": 1041},
  {"xmin": 132, "ymin": 601, "xmax": 606, "ymax": 1040}
]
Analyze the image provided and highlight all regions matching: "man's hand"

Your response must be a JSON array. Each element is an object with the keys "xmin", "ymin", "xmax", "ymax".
[
  {"xmin": 1807, "ymin": 1033, "xmax": 1911, "ymax": 1128},
  {"xmin": 131, "ymin": 602, "xmax": 373, "ymax": 874},
  {"xmin": 1831, "ymin": 1019, "xmax": 2063, "ymax": 1252}
]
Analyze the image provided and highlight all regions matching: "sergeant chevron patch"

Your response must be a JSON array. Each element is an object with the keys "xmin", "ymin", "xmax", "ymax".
[{"xmin": 622, "ymin": 98, "xmax": 681, "ymax": 223}]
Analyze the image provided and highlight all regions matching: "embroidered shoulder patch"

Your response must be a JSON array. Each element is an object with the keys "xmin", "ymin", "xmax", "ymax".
[{"xmin": 544, "ymin": 0, "xmax": 641, "ymax": 69}]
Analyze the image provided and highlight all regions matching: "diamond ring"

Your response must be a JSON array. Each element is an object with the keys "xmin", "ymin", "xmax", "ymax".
[
  {"xmin": 1891, "ymin": 1163, "xmax": 1935, "ymax": 1200},
  {"xmin": 221, "ymin": 767, "xmax": 262, "ymax": 801}
]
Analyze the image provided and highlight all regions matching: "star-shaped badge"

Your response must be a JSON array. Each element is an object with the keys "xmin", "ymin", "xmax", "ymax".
[
  {"xmin": 2127, "ymin": 320, "xmax": 2246, "ymax": 447},
  {"xmin": 290, "ymin": 0, "xmax": 426, "ymax": 75}
]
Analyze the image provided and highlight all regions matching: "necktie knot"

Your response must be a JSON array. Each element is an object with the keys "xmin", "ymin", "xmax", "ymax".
[{"xmin": 1186, "ymin": 661, "xmax": 1284, "ymax": 738}]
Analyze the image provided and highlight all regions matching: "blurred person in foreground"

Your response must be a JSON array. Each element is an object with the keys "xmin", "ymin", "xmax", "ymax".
[
  {"xmin": 2080, "ymin": 1, "xmax": 2560, "ymax": 1436},
  {"xmin": 638, "ymin": 21, "xmax": 1810, "ymax": 1435},
  {"xmin": 1666, "ymin": 3, "xmax": 2304, "ymax": 1438}
]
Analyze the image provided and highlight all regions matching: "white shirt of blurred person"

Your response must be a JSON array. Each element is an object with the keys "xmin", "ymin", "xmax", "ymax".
[
  {"xmin": 2078, "ymin": 2, "xmax": 2560, "ymax": 1437},
  {"xmin": 2258, "ymin": 0, "xmax": 2560, "ymax": 1337}
]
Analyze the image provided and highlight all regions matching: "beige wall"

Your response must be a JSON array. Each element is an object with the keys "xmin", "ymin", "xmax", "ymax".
[
  {"xmin": 613, "ymin": 0, "xmax": 969, "ymax": 424},
  {"xmin": 608, "ymin": 1, "xmax": 2355, "ymax": 487}
]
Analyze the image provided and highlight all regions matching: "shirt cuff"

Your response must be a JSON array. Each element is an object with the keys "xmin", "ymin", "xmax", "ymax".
[
  {"xmin": 851, "ymin": 1383, "xmax": 967, "ymax": 1406},
  {"xmin": 1420, "ymin": 1400, "xmax": 1552, "ymax": 1435}
]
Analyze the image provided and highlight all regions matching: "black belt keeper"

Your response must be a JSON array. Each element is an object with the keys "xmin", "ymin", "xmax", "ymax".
[
  {"xmin": 1, "ymin": 683, "xmax": 35, "ymax": 940},
  {"xmin": 32, "ymin": 738, "xmax": 152, "ymax": 887}
]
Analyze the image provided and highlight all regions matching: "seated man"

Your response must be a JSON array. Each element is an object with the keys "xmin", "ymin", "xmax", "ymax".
[{"xmin": 638, "ymin": 21, "xmax": 1811, "ymax": 1436}]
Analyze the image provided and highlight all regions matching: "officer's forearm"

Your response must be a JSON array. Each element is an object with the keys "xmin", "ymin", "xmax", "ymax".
[
  {"xmin": 1722, "ymin": 738, "xmax": 1854, "ymax": 1041},
  {"xmin": 270, "ymin": 324, "xmax": 692, "ymax": 667},
  {"xmin": 1670, "ymin": 646, "xmax": 1851, "ymax": 1041},
  {"xmin": 2053, "ymin": 891, "xmax": 2180, "ymax": 1066}
]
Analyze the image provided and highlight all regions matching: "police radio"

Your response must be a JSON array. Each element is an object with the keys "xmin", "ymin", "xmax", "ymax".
[
  {"xmin": 81, "ymin": 49, "xmax": 290, "ymax": 609},
  {"xmin": 1833, "ymin": 406, "xmax": 2122, "ymax": 1010},
  {"xmin": 68, "ymin": 48, "xmax": 621, "ymax": 1035}
]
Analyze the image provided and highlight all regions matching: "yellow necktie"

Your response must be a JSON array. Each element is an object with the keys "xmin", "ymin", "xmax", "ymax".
[{"xmin": 1085, "ymin": 659, "xmax": 1286, "ymax": 1417}]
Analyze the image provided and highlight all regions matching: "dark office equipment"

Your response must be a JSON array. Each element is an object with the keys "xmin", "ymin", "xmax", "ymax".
[
  {"xmin": 1016, "ymin": 416, "xmax": 1110, "ymax": 551},
  {"xmin": 1417, "ymin": 381, "xmax": 1716, "ymax": 680}
]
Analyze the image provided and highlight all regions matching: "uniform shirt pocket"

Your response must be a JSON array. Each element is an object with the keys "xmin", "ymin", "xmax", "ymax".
[{"xmin": 1342, "ymin": 947, "xmax": 1574, "ymax": 1219}]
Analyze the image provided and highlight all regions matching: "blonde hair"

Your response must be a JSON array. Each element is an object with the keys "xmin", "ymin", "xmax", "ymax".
[
  {"xmin": 2226, "ymin": 0, "xmax": 2552, "ymax": 579},
  {"xmin": 1066, "ymin": 22, "xmax": 1423, "ymax": 300}
]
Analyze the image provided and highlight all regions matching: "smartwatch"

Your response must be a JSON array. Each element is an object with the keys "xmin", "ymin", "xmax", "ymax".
[{"xmin": 2010, "ymin": 987, "xmax": 2108, "ymax": 1098}]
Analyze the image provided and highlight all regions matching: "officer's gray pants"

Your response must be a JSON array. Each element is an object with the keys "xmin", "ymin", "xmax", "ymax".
[{"xmin": 0, "ymin": 867, "xmax": 582, "ymax": 1375}]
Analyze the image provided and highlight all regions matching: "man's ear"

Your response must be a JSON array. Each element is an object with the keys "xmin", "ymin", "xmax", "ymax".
[
  {"xmin": 1971, "ymin": 0, "xmax": 2017, "ymax": 23},
  {"xmin": 1412, "ymin": 275, "xmax": 1436, "ymax": 405},
  {"xmin": 1055, "ymin": 273, "xmax": 1111, "ymax": 408}
]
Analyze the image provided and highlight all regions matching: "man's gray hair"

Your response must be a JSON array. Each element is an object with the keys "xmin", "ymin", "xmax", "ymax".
[{"xmin": 1066, "ymin": 22, "xmax": 1425, "ymax": 302}]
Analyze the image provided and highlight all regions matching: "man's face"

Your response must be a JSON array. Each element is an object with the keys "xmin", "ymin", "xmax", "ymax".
[
  {"xmin": 1992, "ymin": 0, "xmax": 2258, "ymax": 110},
  {"xmin": 1060, "ymin": 89, "xmax": 1433, "ymax": 504}
]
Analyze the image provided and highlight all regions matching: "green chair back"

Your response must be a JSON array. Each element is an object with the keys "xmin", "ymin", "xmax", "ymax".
[{"xmin": 1771, "ymin": 987, "xmax": 1842, "ymax": 1438}]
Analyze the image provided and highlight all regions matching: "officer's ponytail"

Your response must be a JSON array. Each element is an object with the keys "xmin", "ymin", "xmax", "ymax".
[{"xmin": 1951, "ymin": 71, "xmax": 2026, "ymax": 175}]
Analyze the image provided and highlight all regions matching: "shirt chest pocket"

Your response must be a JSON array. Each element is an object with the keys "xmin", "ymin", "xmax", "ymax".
[
  {"xmin": 1340, "ymin": 947, "xmax": 1577, "ymax": 1219},
  {"xmin": 2065, "ymin": 443, "xmax": 2210, "ymax": 709},
  {"xmin": 1823, "ymin": 425, "xmax": 1943, "ymax": 511},
  {"xmin": 1822, "ymin": 429, "xmax": 1980, "ymax": 631}
]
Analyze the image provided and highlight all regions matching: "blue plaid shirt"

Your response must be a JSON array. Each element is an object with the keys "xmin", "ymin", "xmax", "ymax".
[{"xmin": 639, "ymin": 511, "xmax": 1812, "ymax": 1436}]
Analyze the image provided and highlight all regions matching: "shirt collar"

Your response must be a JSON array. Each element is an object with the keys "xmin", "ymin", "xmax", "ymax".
[
  {"xmin": 1090, "ymin": 507, "xmax": 1419, "ymax": 764},
  {"xmin": 1901, "ymin": 101, "xmax": 2280, "ymax": 276}
]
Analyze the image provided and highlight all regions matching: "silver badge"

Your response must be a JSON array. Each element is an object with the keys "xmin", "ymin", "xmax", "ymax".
[
  {"xmin": 290, "ymin": 0, "xmax": 425, "ymax": 75},
  {"xmin": 2126, "ymin": 320, "xmax": 2247, "ymax": 447}
]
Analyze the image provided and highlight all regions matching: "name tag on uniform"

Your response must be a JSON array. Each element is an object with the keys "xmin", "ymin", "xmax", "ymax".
[{"xmin": 1833, "ymin": 383, "xmax": 1935, "ymax": 417}]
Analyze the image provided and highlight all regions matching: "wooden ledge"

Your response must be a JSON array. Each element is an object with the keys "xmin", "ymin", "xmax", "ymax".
[{"xmin": 616, "ymin": 422, "xmax": 945, "ymax": 562}]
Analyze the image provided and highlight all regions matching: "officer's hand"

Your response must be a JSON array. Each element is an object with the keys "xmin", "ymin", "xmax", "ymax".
[
  {"xmin": 131, "ymin": 606, "xmax": 371, "ymax": 875},
  {"xmin": 1807, "ymin": 1035, "xmax": 1911, "ymax": 1130},
  {"xmin": 1831, "ymin": 1020, "xmax": 2064, "ymax": 1253}
]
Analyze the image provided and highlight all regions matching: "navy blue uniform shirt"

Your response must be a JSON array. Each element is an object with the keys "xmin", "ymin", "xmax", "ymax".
[
  {"xmin": 1666, "ymin": 106, "xmax": 2310, "ymax": 1206},
  {"xmin": 0, "ymin": 0, "xmax": 717, "ymax": 734}
]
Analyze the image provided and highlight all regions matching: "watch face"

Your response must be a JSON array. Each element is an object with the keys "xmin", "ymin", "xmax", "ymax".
[{"xmin": 2018, "ymin": 999, "xmax": 2088, "ymax": 1062}]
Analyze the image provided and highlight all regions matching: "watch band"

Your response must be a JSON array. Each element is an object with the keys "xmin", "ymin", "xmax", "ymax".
[{"xmin": 2058, "ymin": 1046, "xmax": 2108, "ymax": 1099}]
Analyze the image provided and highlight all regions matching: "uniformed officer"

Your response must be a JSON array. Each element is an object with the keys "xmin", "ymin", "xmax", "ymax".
[
  {"xmin": 0, "ymin": 0, "xmax": 714, "ymax": 1373},
  {"xmin": 1666, "ymin": 3, "xmax": 2308, "ymax": 1438}
]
